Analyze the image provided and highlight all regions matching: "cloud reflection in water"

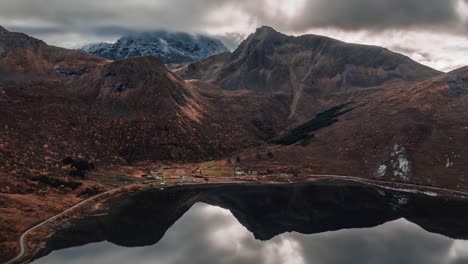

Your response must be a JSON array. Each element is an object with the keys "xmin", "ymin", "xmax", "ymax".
[{"xmin": 33, "ymin": 203, "xmax": 468, "ymax": 264}]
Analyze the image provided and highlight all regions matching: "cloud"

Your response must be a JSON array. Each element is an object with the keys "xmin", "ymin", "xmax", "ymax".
[
  {"xmin": 289, "ymin": 0, "xmax": 459, "ymax": 31},
  {"xmin": 0, "ymin": 0, "xmax": 466, "ymax": 70},
  {"xmin": 299, "ymin": 28, "xmax": 468, "ymax": 72},
  {"xmin": 0, "ymin": 0, "xmax": 465, "ymax": 39},
  {"xmin": 213, "ymin": 33, "xmax": 246, "ymax": 50}
]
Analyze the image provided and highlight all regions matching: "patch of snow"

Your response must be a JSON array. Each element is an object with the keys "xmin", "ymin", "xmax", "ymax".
[
  {"xmin": 389, "ymin": 144, "xmax": 411, "ymax": 181},
  {"xmin": 377, "ymin": 144, "xmax": 412, "ymax": 181},
  {"xmin": 446, "ymin": 157, "xmax": 454, "ymax": 168},
  {"xmin": 390, "ymin": 144, "xmax": 404, "ymax": 157},
  {"xmin": 395, "ymin": 155, "xmax": 410, "ymax": 179},
  {"xmin": 80, "ymin": 31, "xmax": 229, "ymax": 64},
  {"xmin": 375, "ymin": 164, "xmax": 387, "ymax": 177},
  {"xmin": 81, "ymin": 42, "xmax": 113, "ymax": 53},
  {"xmin": 159, "ymin": 38, "xmax": 170, "ymax": 54}
]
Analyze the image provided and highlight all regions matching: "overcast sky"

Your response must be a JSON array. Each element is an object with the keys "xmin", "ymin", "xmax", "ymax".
[{"xmin": 0, "ymin": 0, "xmax": 467, "ymax": 72}]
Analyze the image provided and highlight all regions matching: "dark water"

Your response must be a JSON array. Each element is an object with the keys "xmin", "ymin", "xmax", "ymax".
[{"xmin": 31, "ymin": 181, "xmax": 468, "ymax": 264}]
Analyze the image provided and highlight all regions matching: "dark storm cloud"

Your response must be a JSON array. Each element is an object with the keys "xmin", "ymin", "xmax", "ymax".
[
  {"xmin": 7, "ymin": 26, "xmax": 65, "ymax": 35},
  {"xmin": 0, "ymin": 0, "xmax": 466, "ymax": 71},
  {"xmin": 0, "ymin": 0, "xmax": 464, "ymax": 37},
  {"xmin": 289, "ymin": 0, "xmax": 460, "ymax": 31},
  {"xmin": 0, "ymin": 0, "xmax": 231, "ymax": 34}
]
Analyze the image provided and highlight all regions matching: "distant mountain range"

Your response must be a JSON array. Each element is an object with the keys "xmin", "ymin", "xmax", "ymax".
[{"xmin": 81, "ymin": 31, "xmax": 229, "ymax": 64}]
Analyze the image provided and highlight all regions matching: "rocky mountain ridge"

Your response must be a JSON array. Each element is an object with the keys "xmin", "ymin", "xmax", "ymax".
[
  {"xmin": 81, "ymin": 31, "xmax": 229, "ymax": 64},
  {"xmin": 177, "ymin": 26, "xmax": 441, "ymax": 118}
]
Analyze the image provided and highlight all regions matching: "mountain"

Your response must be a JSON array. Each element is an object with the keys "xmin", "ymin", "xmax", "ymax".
[
  {"xmin": 177, "ymin": 27, "xmax": 468, "ymax": 191},
  {"xmin": 3, "ymin": 25, "xmax": 468, "ymax": 188},
  {"xmin": 180, "ymin": 26, "xmax": 440, "ymax": 91},
  {"xmin": 81, "ymin": 31, "xmax": 229, "ymax": 64},
  {"xmin": 237, "ymin": 63, "xmax": 468, "ymax": 191},
  {"xmin": 177, "ymin": 26, "xmax": 441, "ymax": 117},
  {"xmin": 0, "ymin": 27, "xmax": 285, "ymax": 196},
  {"xmin": 0, "ymin": 26, "xmax": 105, "ymax": 82},
  {"xmin": 2, "ymin": 25, "xmax": 468, "ymax": 198},
  {"xmin": 2, "ymin": 25, "xmax": 467, "ymax": 191},
  {"xmin": 4, "ymin": 26, "xmax": 468, "ymax": 261}
]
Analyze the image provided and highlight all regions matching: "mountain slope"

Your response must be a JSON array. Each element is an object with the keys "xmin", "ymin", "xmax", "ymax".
[
  {"xmin": 81, "ymin": 31, "xmax": 229, "ymax": 64},
  {"xmin": 5, "ymin": 25, "xmax": 468, "ymax": 263},
  {"xmin": 2, "ymin": 25, "xmax": 468, "ymax": 195},
  {"xmin": 178, "ymin": 26, "xmax": 441, "ymax": 117},
  {"xmin": 0, "ymin": 28, "xmax": 284, "ymax": 194},
  {"xmin": 0, "ymin": 27, "xmax": 105, "ymax": 81},
  {"xmin": 238, "ymin": 66, "xmax": 468, "ymax": 191},
  {"xmin": 181, "ymin": 26, "xmax": 439, "ymax": 91}
]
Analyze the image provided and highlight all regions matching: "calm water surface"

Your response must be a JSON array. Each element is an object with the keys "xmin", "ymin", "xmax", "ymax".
[{"xmin": 33, "ymin": 202, "xmax": 468, "ymax": 264}]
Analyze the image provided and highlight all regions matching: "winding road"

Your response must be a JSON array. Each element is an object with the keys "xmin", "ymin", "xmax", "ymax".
[
  {"xmin": 4, "ymin": 189, "xmax": 116, "ymax": 264},
  {"xmin": 4, "ymin": 174, "xmax": 468, "ymax": 264}
]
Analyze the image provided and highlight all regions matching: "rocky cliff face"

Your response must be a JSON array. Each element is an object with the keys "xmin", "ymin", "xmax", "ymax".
[{"xmin": 81, "ymin": 31, "xmax": 229, "ymax": 64}]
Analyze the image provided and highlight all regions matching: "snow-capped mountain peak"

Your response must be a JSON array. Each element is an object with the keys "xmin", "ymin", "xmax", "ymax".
[{"xmin": 81, "ymin": 31, "xmax": 229, "ymax": 64}]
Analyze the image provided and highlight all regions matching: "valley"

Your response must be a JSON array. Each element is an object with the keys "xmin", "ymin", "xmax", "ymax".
[{"xmin": 1, "ymin": 24, "xmax": 468, "ymax": 263}]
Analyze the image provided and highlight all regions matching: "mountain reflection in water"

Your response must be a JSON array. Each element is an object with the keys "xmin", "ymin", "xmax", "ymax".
[{"xmin": 32, "ymin": 182, "xmax": 468, "ymax": 264}]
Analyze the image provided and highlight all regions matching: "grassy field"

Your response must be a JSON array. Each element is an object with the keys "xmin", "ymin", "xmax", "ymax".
[{"xmin": 199, "ymin": 161, "xmax": 233, "ymax": 177}]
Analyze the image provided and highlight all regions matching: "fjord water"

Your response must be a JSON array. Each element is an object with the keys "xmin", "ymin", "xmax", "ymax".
[
  {"xmin": 33, "ymin": 203, "xmax": 468, "ymax": 264},
  {"xmin": 31, "ymin": 182, "xmax": 468, "ymax": 264}
]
